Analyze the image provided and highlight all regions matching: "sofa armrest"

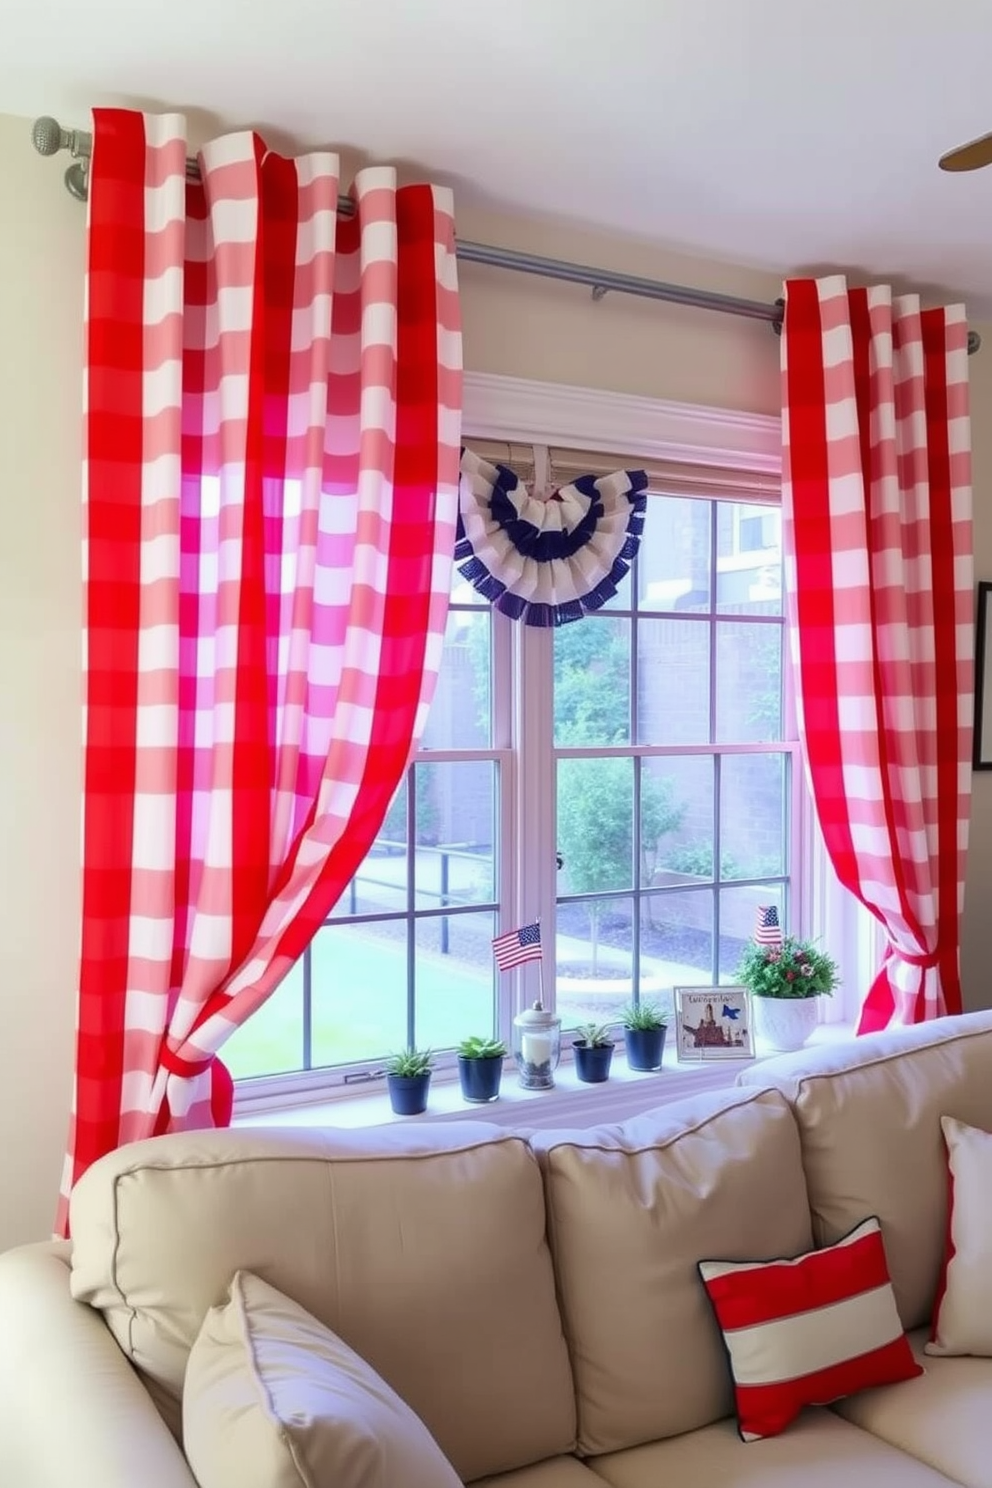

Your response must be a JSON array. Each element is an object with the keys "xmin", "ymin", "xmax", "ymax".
[{"xmin": 0, "ymin": 1241, "xmax": 197, "ymax": 1488}]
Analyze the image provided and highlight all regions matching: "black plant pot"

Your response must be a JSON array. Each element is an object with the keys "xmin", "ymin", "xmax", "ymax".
[
  {"xmin": 573, "ymin": 1042, "xmax": 614, "ymax": 1084},
  {"xmin": 387, "ymin": 1072, "xmax": 431, "ymax": 1115},
  {"xmin": 458, "ymin": 1054, "xmax": 503, "ymax": 1103},
  {"xmin": 625, "ymin": 1025, "xmax": 667, "ymax": 1072}
]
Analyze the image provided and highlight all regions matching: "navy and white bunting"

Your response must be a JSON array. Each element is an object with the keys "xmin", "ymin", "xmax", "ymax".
[{"xmin": 456, "ymin": 447, "xmax": 648, "ymax": 627}]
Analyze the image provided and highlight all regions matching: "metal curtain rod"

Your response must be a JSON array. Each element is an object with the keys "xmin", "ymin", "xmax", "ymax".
[{"xmin": 31, "ymin": 116, "xmax": 982, "ymax": 355}]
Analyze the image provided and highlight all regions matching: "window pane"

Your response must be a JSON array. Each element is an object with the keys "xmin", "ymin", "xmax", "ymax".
[
  {"xmin": 636, "ymin": 618, "xmax": 710, "ymax": 744},
  {"xmin": 556, "ymin": 896, "xmax": 633, "ymax": 1029},
  {"xmin": 716, "ymin": 502, "xmax": 782, "ymax": 615},
  {"xmin": 638, "ymin": 495, "xmax": 711, "ymax": 612},
  {"xmin": 719, "ymin": 882, "xmax": 785, "ymax": 982},
  {"xmin": 223, "ymin": 962, "xmax": 304, "ymax": 1078},
  {"xmin": 414, "ymin": 761, "xmax": 496, "ymax": 910},
  {"xmin": 420, "ymin": 607, "xmax": 490, "ymax": 750},
  {"xmin": 554, "ymin": 616, "xmax": 630, "ymax": 746},
  {"xmin": 557, "ymin": 755, "xmax": 633, "ymax": 896},
  {"xmin": 636, "ymin": 899, "xmax": 676, "ymax": 1020},
  {"xmin": 310, "ymin": 923, "xmax": 408, "ymax": 1067},
  {"xmin": 597, "ymin": 571, "xmax": 634, "ymax": 612},
  {"xmin": 639, "ymin": 755, "xmax": 701, "ymax": 880},
  {"xmin": 645, "ymin": 887, "xmax": 715, "ymax": 988},
  {"xmin": 331, "ymin": 781, "xmax": 409, "ymax": 919},
  {"xmin": 413, "ymin": 912, "xmax": 496, "ymax": 1050},
  {"xmin": 715, "ymin": 621, "xmax": 783, "ymax": 742},
  {"xmin": 720, "ymin": 753, "xmax": 787, "ymax": 880},
  {"xmin": 651, "ymin": 755, "xmax": 715, "ymax": 880},
  {"xmin": 451, "ymin": 566, "xmax": 487, "ymax": 606}
]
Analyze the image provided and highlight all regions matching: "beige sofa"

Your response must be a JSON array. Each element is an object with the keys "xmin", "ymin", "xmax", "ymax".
[{"xmin": 3, "ymin": 1010, "xmax": 992, "ymax": 1488}]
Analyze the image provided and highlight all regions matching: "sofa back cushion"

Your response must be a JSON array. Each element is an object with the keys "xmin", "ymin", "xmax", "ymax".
[
  {"xmin": 736, "ymin": 1010, "xmax": 992, "ymax": 1330},
  {"xmin": 68, "ymin": 1123, "xmax": 575, "ymax": 1484},
  {"xmin": 531, "ymin": 1086, "xmax": 812, "ymax": 1456}
]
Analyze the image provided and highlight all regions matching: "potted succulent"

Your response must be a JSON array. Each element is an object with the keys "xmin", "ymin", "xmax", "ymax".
[
  {"xmin": 457, "ymin": 1036, "xmax": 507, "ymax": 1103},
  {"xmin": 384, "ymin": 1047, "xmax": 434, "ymax": 1115},
  {"xmin": 736, "ymin": 936, "xmax": 840, "ymax": 1052},
  {"xmin": 572, "ymin": 1022, "xmax": 615, "ymax": 1084},
  {"xmin": 621, "ymin": 1002, "xmax": 669, "ymax": 1071}
]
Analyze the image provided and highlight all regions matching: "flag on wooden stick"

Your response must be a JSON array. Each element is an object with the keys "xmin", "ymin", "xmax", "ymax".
[
  {"xmin": 492, "ymin": 922, "xmax": 542, "ymax": 971},
  {"xmin": 754, "ymin": 905, "xmax": 784, "ymax": 948}
]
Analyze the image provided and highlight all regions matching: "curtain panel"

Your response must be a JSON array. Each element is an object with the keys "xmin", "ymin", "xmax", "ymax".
[
  {"xmin": 61, "ymin": 109, "xmax": 461, "ymax": 1232},
  {"xmin": 781, "ymin": 275, "xmax": 973, "ymax": 1031}
]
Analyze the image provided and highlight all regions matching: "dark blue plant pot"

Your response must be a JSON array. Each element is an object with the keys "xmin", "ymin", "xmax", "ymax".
[
  {"xmin": 387, "ymin": 1072, "xmax": 431, "ymax": 1115},
  {"xmin": 458, "ymin": 1055, "xmax": 503, "ymax": 1103},
  {"xmin": 574, "ymin": 1042, "xmax": 614, "ymax": 1083},
  {"xmin": 625, "ymin": 1025, "xmax": 666, "ymax": 1072}
]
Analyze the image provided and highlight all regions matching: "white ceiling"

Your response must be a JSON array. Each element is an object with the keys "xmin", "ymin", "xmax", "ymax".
[{"xmin": 6, "ymin": 0, "xmax": 992, "ymax": 312}]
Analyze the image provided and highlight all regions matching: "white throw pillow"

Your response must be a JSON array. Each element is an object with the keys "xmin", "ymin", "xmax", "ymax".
[
  {"xmin": 183, "ymin": 1270, "xmax": 462, "ymax": 1488},
  {"xmin": 926, "ymin": 1116, "xmax": 992, "ymax": 1357}
]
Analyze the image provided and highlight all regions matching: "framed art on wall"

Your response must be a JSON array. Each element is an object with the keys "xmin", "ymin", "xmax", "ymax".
[
  {"xmin": 674, "ymin": 986, "xmax": 755, "ymax": 1062},
  {"xmin": 975, "ymin": 582, "xmax": 992, "ymax": 769}
]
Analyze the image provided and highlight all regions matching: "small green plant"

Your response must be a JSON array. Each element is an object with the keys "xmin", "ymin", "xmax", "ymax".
[
  {"xmin": 457, "ymin": 1036, "xmax": 508, "ymax": 1060},
  {"xmin": 736, "ymin": 936, "xmax": 840, "ymax": 1000},
  {"xmin": 620, "ymin": 1002, "xmax": 669, "ymax": 1031},
  {"xmin": 384, "ymin": 1047, "xmax": 434, "ymax": 1077},
  {"xmin": 574, "ymin": 1021, "xmax": 615, "ymax": 1048},
  {"xmin": 664, "ymin": 842, "xmax": 742, "ymax": 879}
]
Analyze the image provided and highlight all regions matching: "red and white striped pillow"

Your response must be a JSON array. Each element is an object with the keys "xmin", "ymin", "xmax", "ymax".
[{"xmin": 699, "ymin": 1217, "xmax": 922, "ymax": 1441}]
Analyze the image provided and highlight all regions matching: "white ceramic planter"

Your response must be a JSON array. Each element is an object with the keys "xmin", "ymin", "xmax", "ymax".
[{"xmin": 752, "ymin": 995, "xmax": 820, "ymax": 1053}]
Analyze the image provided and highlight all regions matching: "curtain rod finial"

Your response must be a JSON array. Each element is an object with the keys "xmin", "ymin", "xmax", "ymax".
[{"xmin": 32, "ymin": 116, "xmax": 68, "ymax": 157}]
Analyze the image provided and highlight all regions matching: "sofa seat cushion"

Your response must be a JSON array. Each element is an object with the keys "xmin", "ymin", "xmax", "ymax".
[
  {"xmin": 68, "ymin": 1123, "xmax": 575, "ymax": 1485},
  {"xmin": 183, "ymin": 1270, "xmax": 462, "ymax": 1488},
  {"xmin": 532, "ymin": 1086, "xmax": 812, "ymax": 1456},
  {"xmin": 736, "ymin": 1009, "xmax": 992, "ymax": 1330},
  {"xmin": 472, "ymin": 1461, "xmax": 606, "ymax": 1487},
  {"xmin": 834, "ymin": 1328, "xmax": 992, "ymax": 1488},
  {"xmin": 586, "ymin": 1411, "xmax": 963, "ymax": 1487}
]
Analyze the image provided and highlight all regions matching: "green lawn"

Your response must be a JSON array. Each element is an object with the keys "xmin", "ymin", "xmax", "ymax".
[{"xmin": 224, "ymin": 924, "xmax": 495, "ymax": 1079}]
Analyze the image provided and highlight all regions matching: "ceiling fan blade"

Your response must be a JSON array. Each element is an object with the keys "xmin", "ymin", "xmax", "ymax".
[{"xmin": 939, "ymin": 132, "xmax": 992, "ymax": 172}]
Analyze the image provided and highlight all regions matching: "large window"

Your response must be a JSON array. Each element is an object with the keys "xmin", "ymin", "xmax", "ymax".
[{"xmin": 224, "ymin": 447, "xmax": 799, "ymax": 1092}]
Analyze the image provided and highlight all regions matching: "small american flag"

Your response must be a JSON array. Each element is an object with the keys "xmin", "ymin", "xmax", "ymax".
[
  {"xmin": 754, "ymin": 905, "xmax": 784, "ymax": 948},
  {"xmin": 492, "ymin": 921, "xmax": 542, "ymax": 972}
]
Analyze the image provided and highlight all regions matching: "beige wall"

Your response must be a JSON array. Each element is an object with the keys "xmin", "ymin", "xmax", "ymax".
[
  {"xmin": 1, "ymin": 109, "xmax": 989, "ymax": 1249},
  {"xmin": 1, "ymin": 113, "xmax": 85, "ymax": 1251}
]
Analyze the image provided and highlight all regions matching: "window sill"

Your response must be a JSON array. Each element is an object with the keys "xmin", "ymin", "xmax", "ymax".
[{"xmin": 234, "ymin": 1023, "xmax": 854, "ymax": 1134}]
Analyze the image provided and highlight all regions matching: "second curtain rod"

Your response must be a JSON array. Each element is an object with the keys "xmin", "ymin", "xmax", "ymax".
[{"xmin": 31, "ymin": 115, "xmax": 983, "ymax": 356}]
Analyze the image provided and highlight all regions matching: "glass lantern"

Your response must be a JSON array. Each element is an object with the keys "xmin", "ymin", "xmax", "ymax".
[{"xmin": 513, "ymin": 1000, "xmax": 562, "ymax": 1090}]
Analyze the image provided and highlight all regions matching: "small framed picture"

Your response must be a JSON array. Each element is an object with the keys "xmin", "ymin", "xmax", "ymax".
[{"xmin": 674, "ymin": 987, "xmax": 755, "ymax": 1062}]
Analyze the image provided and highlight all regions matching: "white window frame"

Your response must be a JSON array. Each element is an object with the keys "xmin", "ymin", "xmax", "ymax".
[
  {"xmin": 234, "ymin": 373, "xmax": 862, "ymax": 1114},
  {"xmin": 464, "ymin": 374, "xmax": 809, "ymax": 1026}
]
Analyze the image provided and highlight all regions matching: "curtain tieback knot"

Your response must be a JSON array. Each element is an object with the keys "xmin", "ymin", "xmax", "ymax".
[
  {"xmin": 889, "ymin": 945, "xmax": 941, "ymax": 970},
  {"xmin": 159, "ymin": 1043, "xmax": 214, "ymax": 1079}
]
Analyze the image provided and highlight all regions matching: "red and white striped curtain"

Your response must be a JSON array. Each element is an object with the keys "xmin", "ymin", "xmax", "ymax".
[
  {"xmin": 60, "ymin": 109, "xmax": 461, "ymax": 1231},
  {"xmin": 781, "ymin": 275, "xmax": 973, "ymax": 1033}
]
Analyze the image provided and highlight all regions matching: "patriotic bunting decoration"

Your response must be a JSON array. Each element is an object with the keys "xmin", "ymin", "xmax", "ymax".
[{"xmin": 456, "ymin": 447, "xmax": 647, "ymax": 626}]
